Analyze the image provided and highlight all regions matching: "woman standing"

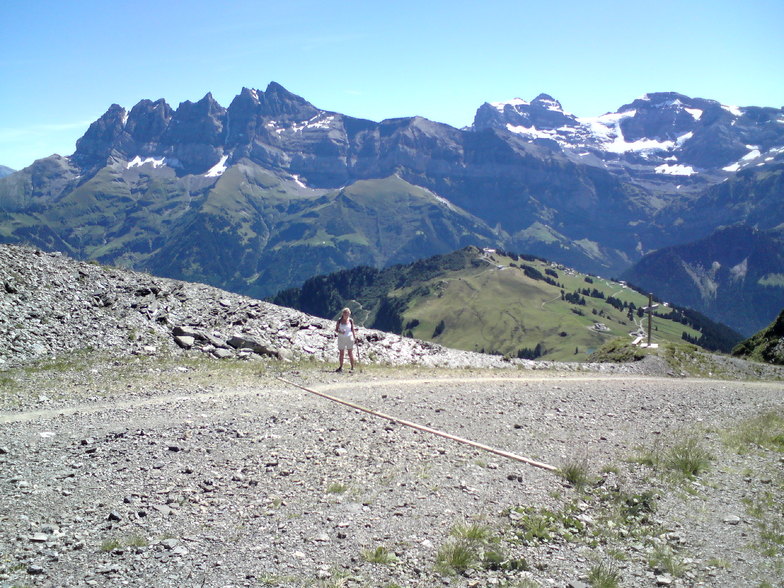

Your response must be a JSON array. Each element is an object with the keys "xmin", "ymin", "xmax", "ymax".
[{"xmin": 335, "ymin": 307, "xmax": 356, "ymax": 372}]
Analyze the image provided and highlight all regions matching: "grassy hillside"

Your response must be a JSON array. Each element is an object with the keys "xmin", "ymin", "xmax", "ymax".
[
  {"xmin": 732, "ymin": 309, "xmax": 784, "ymax": 365},
  {"xmin": 272, "ymin": 246, "xmax": 742, "ymax": 362}
]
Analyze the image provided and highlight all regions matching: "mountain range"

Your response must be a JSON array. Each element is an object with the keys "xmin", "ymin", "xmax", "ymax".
[{"xmin": 1, "ymin": 82, "xmax": 782, "ymax": 335}]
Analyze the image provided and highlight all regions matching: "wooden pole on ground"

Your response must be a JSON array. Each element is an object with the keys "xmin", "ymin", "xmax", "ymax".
[{"xmin": 276, "ymin": 376, "xmax": 558, "ymax": 472}]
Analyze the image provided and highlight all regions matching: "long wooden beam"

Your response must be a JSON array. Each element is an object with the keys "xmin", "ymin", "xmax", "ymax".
[{"xmin": 277, "ymin": 376, "xmax": 558, "ymax": 472}]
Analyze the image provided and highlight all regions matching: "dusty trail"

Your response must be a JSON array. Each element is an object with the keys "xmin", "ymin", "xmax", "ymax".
[
  {"xmin": 0, "ymin": 372, "xmax": 738, "ymax": 425},
  {"xmin": 1, "ymin": 366, "xmax": 782, "ymax": 587}
]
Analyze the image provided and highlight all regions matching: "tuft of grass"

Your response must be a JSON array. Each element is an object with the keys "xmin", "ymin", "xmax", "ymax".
[
  {"xmin": 743, "ymin": 486, "xmax": 784, "ymax": 557},
  {"xmin": 587, "ymin": 560, "xmax": 622, "ymax": 588},
  {"xmin": 648, "ymin": 545, "xmax": 688, "ymax": 577},
  {"xmin": 259, "ymin": 574, "xmax": 298, "ymax": 586},
  {"xmin": 450, "ymin": 522, "xmax": 491, "ymax": 543},
  {"xmin": 100, "ymin": 538, "xmax": 122, "ymax": 552},
  {"xmin": 600, "ymin": 464, "xmax": 620, "ymax": 475},
  {"xmin": 706, "ymin": 557, "xmax": 731, "ymax": 570},
  {"xmin": 508, "ymin": 506, "xmax": 586, "ymax": 545},
  {"xmin": 435, "ymin": 540, "xmax": 478, "ymax": 575},
  {"xmin": 664, "ymin": 436, "xmax": 712, "ymax": 479},
  {"xmin": 326, "ymin": 482, "xmax": 349, "ymax": 494},
  {"xmin": 512, "ymin": 581, "xmax": 541, "ymax": 588},
  {"xmin": 724, "ymin": 410, "xmax": 784, "ymax": 453},
  {"xmin": 558, "ymin": 458, "xmax": 594, "ymax": 490},
  {"xmin": 126, "ymin": 534, "xmax": 149, "ymax": 548},
  {"xmin": 361, "ymin": 546, "xmax": 398, "ymax": 565},
  {"xmin": 481, "ymin": 547, "xmax": 529, "ymax": 573},
  {"xmin": 634, "ymin": 434, "xmax": 712, "ymax": 480}
]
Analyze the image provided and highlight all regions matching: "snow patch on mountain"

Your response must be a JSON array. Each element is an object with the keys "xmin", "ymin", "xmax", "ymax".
[
  {"xmin": 655, "ymin": 163, "xmax": 697, "ymax": 176},
  {"xmin": 205, "ymin": 154, "xmax": 229, "ymax": 177},
  {"xmin": 742, "ymin": 148, "xmax": 762, "ymax": 161},
  {"xmin": 506, "ymin": 124, "xmax": 561, "ymax": 139},
  {"xmin": 502, "ymin": 106, "xmax": 699, "ymax": 158},
  {"xmin": 127, "ymin": 156, "xmax": 166, "ymax": 169},
  {"xmin": 534, "ymin": 96, "xmax": 564, "ymax": 112},
  {"xmin": 491, "ymin": 98, "xmax": 530, "ymax": 111},
  {"xmin": 295, "ymin": 114, "xmax": 336, "ymax": 132},
  {"xmin": 722, "ymin": 146, "xmax": 768, "ymax": 172}
]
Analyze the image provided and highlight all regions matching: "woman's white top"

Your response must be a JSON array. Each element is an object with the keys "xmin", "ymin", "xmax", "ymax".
[{"xmin": 337, "ymin": 321, "xmax": 353, "ymax": 337}]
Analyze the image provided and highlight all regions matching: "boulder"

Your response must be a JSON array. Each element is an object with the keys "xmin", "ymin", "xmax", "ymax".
[
  {"xmin": 227, "ymin": 335, "xmax": 281, "ymax": 359},
  {"xmin": 173, "ymin": 335, "xmax": 195, "ymax": 349}
]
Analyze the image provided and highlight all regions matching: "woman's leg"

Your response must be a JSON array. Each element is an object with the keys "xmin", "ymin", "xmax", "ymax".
[{"xmin": 347, "ymin": 349, "xmax": 355, "ymax": 369}]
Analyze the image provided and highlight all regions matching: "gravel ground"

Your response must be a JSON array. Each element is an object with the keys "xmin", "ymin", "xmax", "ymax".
[{"xmin": 1, "ymin": 357, "xmax": 782, "ymax": 588}]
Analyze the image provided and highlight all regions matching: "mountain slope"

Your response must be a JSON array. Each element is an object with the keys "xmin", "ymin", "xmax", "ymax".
[
  {"xmin": 732, "ymin": 309, "xmax": 784, "ymax": 365},
  {"xmin": 622, "ymin": 225, "xmax": 784, "ymax": 336},
  {"xmin": 271, "ymin": 246, "xmax": 742, "ymax": 361},
  {"xmin": 0, "ymin": 157, "xmax": 498, "ymax": 298}
]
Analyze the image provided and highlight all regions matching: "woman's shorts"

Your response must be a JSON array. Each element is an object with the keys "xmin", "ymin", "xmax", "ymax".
[{"xmin": 337, "ymin": 334, "xmax": 354, "ymax": 351}]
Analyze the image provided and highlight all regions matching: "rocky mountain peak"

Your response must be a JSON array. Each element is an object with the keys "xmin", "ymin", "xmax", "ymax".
[
  {"xmin": 473, "ymin": 93, "xmax": 578, "ymax": 132},
  {"xmin": 616, "ymin": 92, "xmax": 732, "ymax": 144},
  {"xmin": 124, "ymin": 98, "xmax": 173, "ymax": 147},
  {"xmin": 224, "ymin": 83, "xmax": 321, "ymax": 147},
  {"xmin": 71, "ymin": 104, "xmax": 129, "ymax": 168},
  {"xmin": 164, "ymin": 92, "xmax": 227, "ymax": 145},
  {"xmin": 531, "ymin": 93, "xmax": 563, "ymax": 111},
  {"xmin": 258, "ymin": 81, "xmax": 320, "ymax": 120}
]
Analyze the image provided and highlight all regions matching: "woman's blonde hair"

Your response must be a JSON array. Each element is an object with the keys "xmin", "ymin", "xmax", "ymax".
[{"xmin": 341, "ymin": 307, "xmax": 351, "ymax": 315}]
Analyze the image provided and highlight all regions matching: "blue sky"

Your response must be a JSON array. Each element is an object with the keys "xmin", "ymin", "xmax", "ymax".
[{"xmin": 1, "ymin": 0, "xmax": 782, "ymax": 171}]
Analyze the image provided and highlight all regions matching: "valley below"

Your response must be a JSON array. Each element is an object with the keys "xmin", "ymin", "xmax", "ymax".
[{"xmin": 1, "ymin": 357, "xmax": 782, "ymax": 588}]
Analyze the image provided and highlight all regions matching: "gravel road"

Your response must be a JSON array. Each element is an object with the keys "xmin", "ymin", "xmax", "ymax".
[{"xmin": 1, "ymin": 357, "xmax": 782, "ymax": 588}]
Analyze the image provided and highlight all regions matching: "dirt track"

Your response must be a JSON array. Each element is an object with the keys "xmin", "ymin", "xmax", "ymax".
[{"xmin": 1, "ymin": 361, "xmax": 782, "ymax": 587}]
